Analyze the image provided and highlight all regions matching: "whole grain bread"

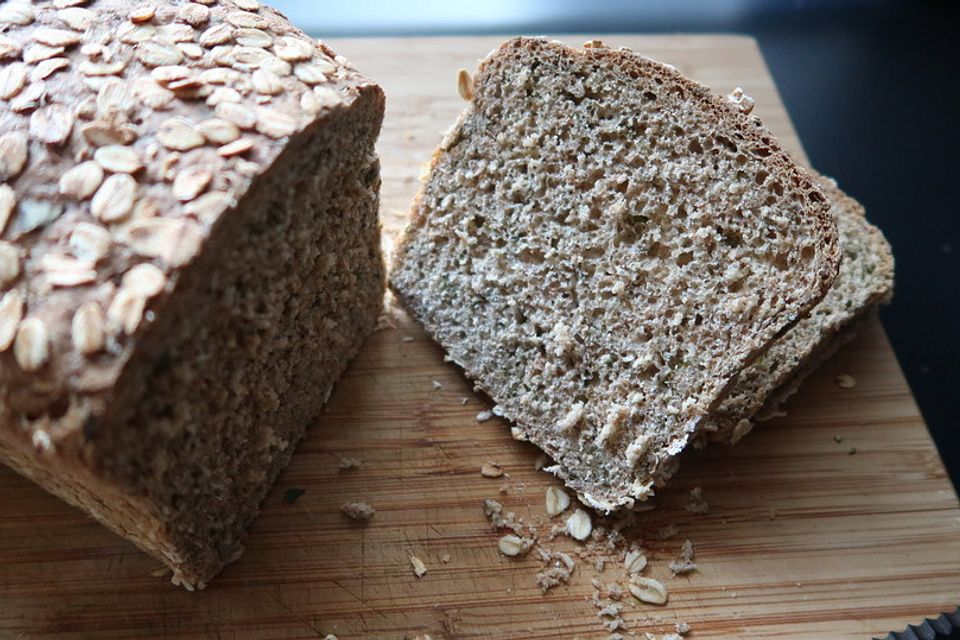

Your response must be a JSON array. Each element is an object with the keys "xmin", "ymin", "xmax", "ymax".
[
  {"xmin": 0, "ymin": 0, "xmax": 384, "ymax": 589},
  {"xmin": 701, "ymin": 175, "xmax": 894, "ymax": 445},
  {"xmin": 390, "ymin": 37, "xmax": 840, "ymax": 511}
]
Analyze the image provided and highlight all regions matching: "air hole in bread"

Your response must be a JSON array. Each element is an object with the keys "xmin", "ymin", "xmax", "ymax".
[
  {"xmin": 646, "ymin": 241, "xmax": 671, "ymax": 259},
  {"xmin": 520, "ymin": 247, "xmax": 545, "ymax": 264},
  {"xmin": 715, "ymin": 135, "xmax": 736, "ymax": 153}
]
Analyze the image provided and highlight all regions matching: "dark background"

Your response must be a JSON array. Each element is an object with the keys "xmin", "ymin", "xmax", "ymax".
[{"xmin": 284, "ymin": 0, "xmax": 960, "ymax": 489}]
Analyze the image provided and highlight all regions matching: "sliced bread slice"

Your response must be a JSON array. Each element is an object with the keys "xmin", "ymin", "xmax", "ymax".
[
  {"xmin": 703, "ymin": 176, "xmax": 895, "ymax": 445},
  {"xmin": 390, "ymin": 37, "xmax": 840, "ymax": 511}
]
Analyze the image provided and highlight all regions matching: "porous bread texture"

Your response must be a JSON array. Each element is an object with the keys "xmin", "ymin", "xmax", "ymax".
[
  {"xmin": 702, "ymin": 175, "xmax": 894, "ymax": 445},
  {"xmin": 391, "ymin": 37, "xmax": 840, "ymax": 512},
  {"xmin": 0, "ymin": 0, "xmax": 384, "ymax": 588}
]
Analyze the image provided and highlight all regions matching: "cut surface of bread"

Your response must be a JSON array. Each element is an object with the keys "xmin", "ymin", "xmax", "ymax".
[
  {"xmin": 391, "ymin": 37, "xmax": 840, "ymax": 511},
  {"xmin": 702, "ymin": 176, "xmax": 894, "ymax": 444},
  {"xmin": 0, "ymin": 1, "xmax": 384, "ymax": 589}
]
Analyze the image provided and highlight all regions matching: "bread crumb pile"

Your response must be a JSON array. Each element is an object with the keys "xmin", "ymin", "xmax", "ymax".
[
  {"xmin": 482, "ymin": 483, "xmax": 700, "ymax": 638},
  {"xmin": 340, "ymin": 501, "xmax": 375, "ymax": 522}
]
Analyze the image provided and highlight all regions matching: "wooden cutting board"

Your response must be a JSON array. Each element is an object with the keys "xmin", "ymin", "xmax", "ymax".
[{"xmin": 1, "ymin": 35, "xmax": 957, "ymax": 640}]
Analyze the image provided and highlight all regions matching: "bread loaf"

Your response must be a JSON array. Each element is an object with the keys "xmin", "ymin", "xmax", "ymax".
[
  {"xmin": 702, "ymin": 175, "xmax": 894, "ymax": 444},
  {"xmin": 390, "ymin": 37, "xmax": 840, "ymax": 511},
  {"xmin": 0, "ymin": 0, "xmax": 384, "ymax": 589}
]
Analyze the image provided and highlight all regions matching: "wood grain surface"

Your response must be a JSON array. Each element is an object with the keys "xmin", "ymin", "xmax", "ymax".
[{"xmin": 0, "ymin": 35, "xmax": 957, "ymax": 640}]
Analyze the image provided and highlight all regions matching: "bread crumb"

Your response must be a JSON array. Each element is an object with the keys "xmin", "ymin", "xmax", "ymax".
[
  {"xmin": 410, "ymin": 555, "xmax": 428, "ymax": 578},
  {"xmin": 460, "ymin": 396, "xmax": 469, "ymax": 405},
  {"xmin": 601, "ymin": 618, "xmax": 627, "ymax": 632},
  {"xmin": 338, "ymin": 457, "xmax": 362, "ymax": 471},
  {"xmin": 535, "ymin": 548, "xmax": 575, "ymax": 593},
  {"xmin": 481, "ymin": 461, "xmax": 504, "ymax": 478},
  {"xmin": 431, "ymin": 379, "xmax": 443, "ymax": 390},
  {"xmin": 440, "ymin": 553, "xmax": 451, "ymax": 563},
  {"xmin": 545, "ymin": 522, "xmax": 565, "ymax": 541},
  {"xmin": 589, "ymin": 524, "xmax": 609, "ymax": 545},
  {"xmin": 833, "ymin": 434, "xmax": 844, "ymax": 443},
  {"xmin": 676, "ymin": 621, "xmax": 691, "ymax": 635},
  {"xmin": 668, "ymin": 539, "xmax": 697, "ymax": 575},
  {"xmin": 475, "ymin": 410, "xmax": 493, "ymax": 422},
  {"xmin": 402, "ymin": 335, "xmax": 415, "ymax": 342},
  {"xmin": 835, "ymin": 374, "xmax": 856, "ymax": 388},
  {"xmin": 482, "ymin": 498, "xmax": 524, "ymax": 534},
  {"xmin": 596, "ymin": 602, "xmax": 624, "ymax": 619},
  {"xmin": 668, "ymin": 560, "xmax": 697, "ymax": 576},
  {"xmin": 340, "ymin": 501, "xmax": 375, "ymax": 522},
  {"xmin": 727, "ymin": 87, "xmax": 756, "ymax": 115},
  {"xmin": 848, "ymin": 446, "xmax": 857, "ymax": 455}
]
